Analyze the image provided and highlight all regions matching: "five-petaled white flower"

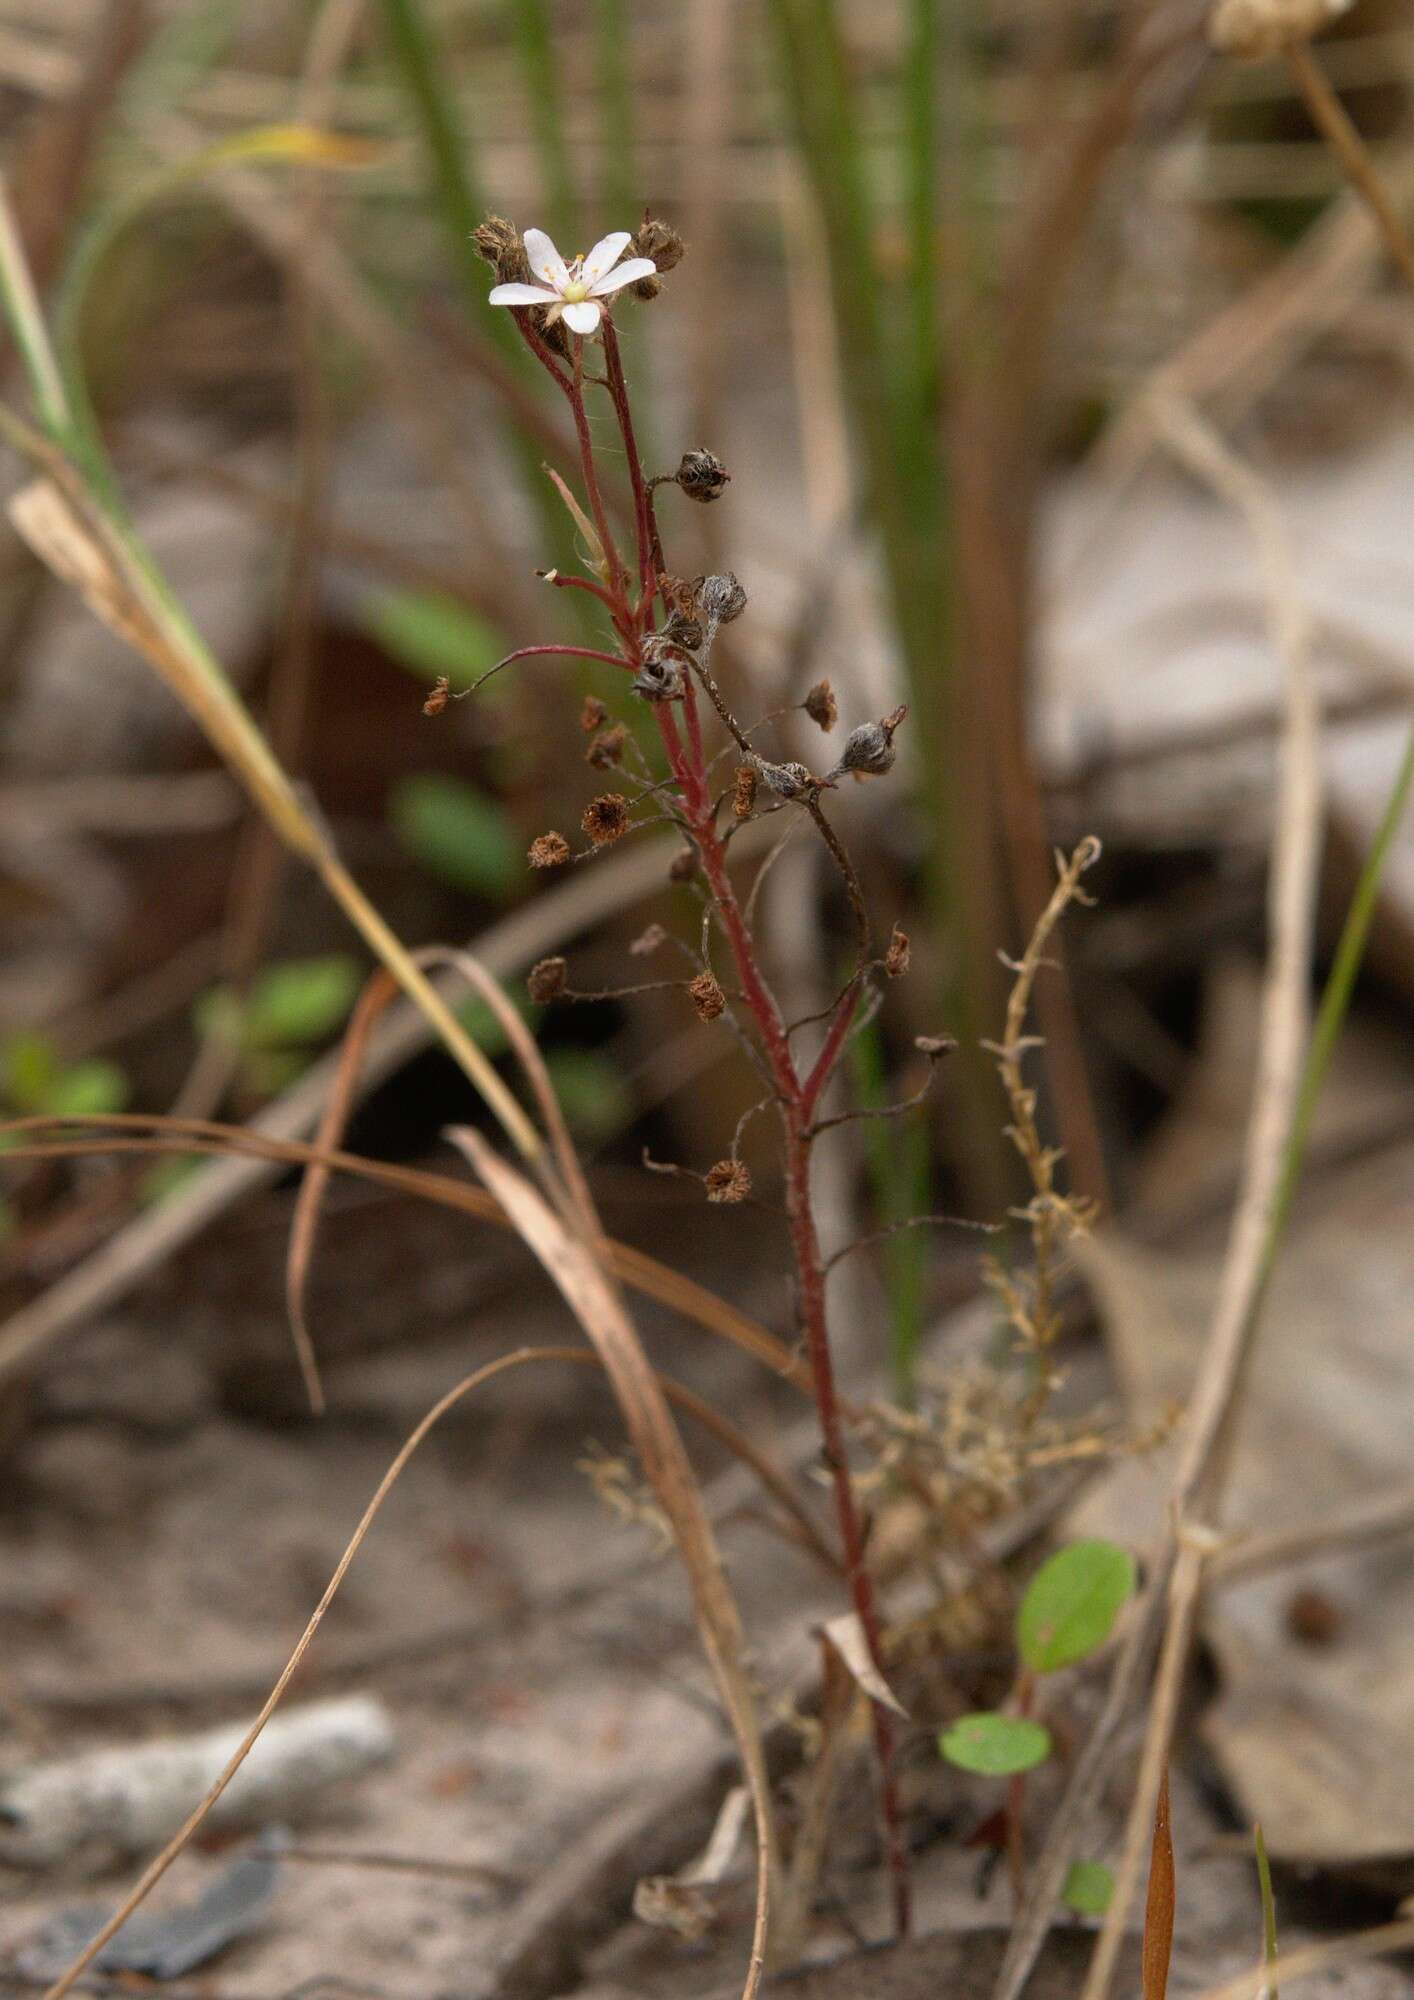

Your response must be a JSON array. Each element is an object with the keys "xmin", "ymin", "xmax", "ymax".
[{"xmin": 488, "ymin": 228, "xmax": 656, "ymax": 337}]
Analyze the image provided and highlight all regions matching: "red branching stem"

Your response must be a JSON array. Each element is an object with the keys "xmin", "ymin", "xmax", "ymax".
[
  {"xmin": 801, "ymin": 978, "xmax": 863, "ymax": 1120},
  {"xmin": 489, "ymin": 643, "xmax": 633, "ymax": 680},
  {"xmin": 569, "ymin": 340, "xmax": 627, "ymax": 608},
  {"xmin": 543, "ymin": 571, "xmax": 618, "ymax": 612},
  {"xmin": 601, "ymin": 318, "xmax": 658, "ymax": 605}
]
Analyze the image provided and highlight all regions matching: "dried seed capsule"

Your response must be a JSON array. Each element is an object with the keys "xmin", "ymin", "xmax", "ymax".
[
  {"xmin": 527, "ymin": 956, "xmax": 567, "ymax": 1004},
  {"xmin": 662, "ymin": 612, "xmax": 704, "ymax": 652},
  {"xmin": 696, "ymin": 572, "xmax": 747, "ymax": 626},
  {"xmin": 674, "ymin": 449, "xmax": 730, "ymax": 504},
  {"xmin": 423, "ymin": 676, "xmax": 451, "ymax": 717},
  {"xmin": 629, "ymin": 212, "xmax": 684, "ymax": 299},
  {"xmin": 668, "ymin": 844, "xmax": 699, "ymax": 883},
  {"xmin": 915, "ymin": 1033, "xmax": 958, "ymax": 1061},
  {"xmin": 733, "ymin": 765, "xmax": 758, "ymax": 819},
  {"xmin": 632, "ymin": 637, "xmax": 687, "ymax": 703},
  {"xmin": 528, "ymin": 831, "xmax": 571, "ymax": 869},
  {"xmin": 754, "ymin": 757, "xmax": 815, "ymax": 801},
  {"xmin": 580, "ymin": 694, "xmax": 609, "ymax": 732},
  {"xmin": 472, "ymin": 215, "xmax": 530, "ymax": 284},
  {"xmin": 833, "ymin": 703, "xmax": 908, "ymax": 779},
  {"xmin": 582, "ymin": 793, "xmax": 631, "ymax": 846},
  {"xmin": 687, "ymin": 971, "xmax": 726, "ymax": 1022},
  {"xmin": 705, "ymin": 1160, "xmax": 751, "ymax": 1204},
  {"xmin": 587, "ymin": 724, "xmax": 628, "ymax": 769},
  {"xmin": 885, "ymin": 925, "xmax": 911, "ymax": 978},
  {"xmin": 804, "ymin": 680, "xmax": 837, "ymax": 731}
]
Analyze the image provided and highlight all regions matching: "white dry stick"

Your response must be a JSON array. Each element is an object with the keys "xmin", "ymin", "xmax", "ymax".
[
  {"xmin": 991, "ymin": 396, "xmax": 1326, "ymax": 2000},
  {"xmin": 0, "ymin": 1695, "xmax": 394, "ymax": 1866}
]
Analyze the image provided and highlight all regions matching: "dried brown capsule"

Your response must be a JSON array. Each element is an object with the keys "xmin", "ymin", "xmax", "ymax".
[
  {"xmin": 472, "ymin": 215, "xmax": 530, "ymax": 285},
  {"xmin": 804, "ymin": 680, "xmax": 838, "ymax": 731},
  {"xmin": 833, "ymin": 703, "xmax": 908, "ymax": 779},
  {"xmin": 580, "ymin": 694, "xmax": 609, "ymax": 732},
  {"xmin": 733, "ymin": 764, "xmax": 758, "ymax": 819},
  {"xmin": 885, "ymin": 925, "xmax": 911, "ymax": 978},
  {"xmin": 696, "ymin": 572, "xmax": 747, "ymax": 626},
  {"xmin": 587, "ymin": 724, "xmax": 628, "ymax": 769},
  {"xmin": 527, "ymin": 956, "xmax": 567, "ymax": 1005},
  {"xmin": 674, "ymin": 448, "xmax": 730, "ymax": 503},
  {"xmin": 629, "ymin": 212, "xmax": 684, "ymax": 299},
  {"xmin": 754, "ymin": 757, "xmax": 815, "ymax": 801},
  {"xmin": 632, "ymin": 639, "xmax": 686, "ymax": 703},
  {"xmin": 662, "ymin": 612, "xmax": 704, "ymax": 652},
  {"xmin": 668, "ymin": 844, "xmax": 699, "ymax": 883},
  {"xmin": 582, "ymin": 793, "xmax": 631, "ymax": 846},
  {"xmin": 705, "ymin": 1159, "xmax": 751, "ymax": 1205},
  {"xmin": 423, "ymin": 675, "xmax": 451, "ymax": 717},
  {"xmin": 688, "ymin": 971, "xmax": 726, "ymax": 1022},
  {"xmin": 529, "ymin": 830, "xmax": 571, "ymax": 869},
  {"xmin": 658, "ymin": 572, "xmax": 697, "ymax": 618}
]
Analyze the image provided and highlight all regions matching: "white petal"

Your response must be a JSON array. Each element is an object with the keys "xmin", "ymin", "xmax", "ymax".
[
  {"xmin": 488, "ymin": 282, "xmax": 560, "ymax": 307},
  {"xmin": 588, "ymin": 256, "xmax": 657, "ymax": 297},
  {"xmin": 561, "ymin": 299, "xmax": 602, "ymax": 335},
  {"xmin": 580, "ymin": 230, "xmax": 633, "ymax": 285},
  {"xmin": 523, "ymin": 228, "xmax": 569, "ymax": 291}
]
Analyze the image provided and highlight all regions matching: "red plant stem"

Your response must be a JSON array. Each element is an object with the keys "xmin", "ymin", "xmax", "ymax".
[
  {"xmin": 562, "ymin": 315, "xmax": 911, "ymax": 1935},
  {"xmin": 494, "ymin": 643, "xmax": 632, "ymax": 674},
  {"xmin": 569, "ymin": 340, "xmax": 627, "ymax": 608},
  {"xmin": 543, "ymin": 571, "xmax": 618, "ymax": 612}
]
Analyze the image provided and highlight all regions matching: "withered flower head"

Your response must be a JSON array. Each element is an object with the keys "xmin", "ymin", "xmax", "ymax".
[
  {"xmin": 885, "ymin": 925, "xmax": 911, "ymax": 978},
  {"xmin": 687, "ymin": 970, "xmax": 726, "ymax": 1022},
  {"xmin": 705, "ymin": 1159, "xmax": 752, "ymax": 1205},
  {"xmin": 658, "ymin": 573, "xmax": 697, "ymax": 619},
  {"xmin": 472, "ymin": 215, "xmax": 530, "ymax": 285},
  {"xmin": 804, "ymin": 679, "xmax": 838, "ymax": 731},
  {"xmin": 675, "ymin": 448, "xmax": 730, "ymax": 503},
  {"xmin": 423, "ymin": 675, "xmax": 451, "ymax": 717},
  {"xmin": 697, "ymin": 572, "xmax": 747, "ymax": 626},
  {"xmin": 587, "ymin": 723, "xmax": 628, "ymax": 769},
  {"xmin": 834, "ymin": 703, "xmax": 908, "ymax": 779},
  {"xmin": 629, "ymin": 211, "xmax": 684, "ymax": 299},
  {"xmin": 580, "ymin": 694, "xmax": 609, "ymax": 732},
  {"xmin": 669, "ymin": 844, "xmax": 699, "ymax": 883},
  {"xmin": 733, "ymin": 764, "xmax": 758, "ymax": 819},
  {"xmin": 529, "ymin": 830, "xmax": 571, "ymax": 869},
  {"xmin": 629, "ymin": 923, "xmax": 668, "ymax": 958},
  {"xmin": 527, "ymin": 956, "xmax": 567, "ymax": 1005},
  {"xmin": 582, "ymin": 793, "xmax": 632, "ymax": 846}
]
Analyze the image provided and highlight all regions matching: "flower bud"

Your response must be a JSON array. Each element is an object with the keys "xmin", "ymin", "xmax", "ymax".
[
  {"xmin": 688, "ymin": 971, "xmax": 726, "ymax": 1022},
  {"xmin": 696, "ymin": 572, "xmax": 747, "ymax": 626},
  {"xmin": 527, "ymin": 956, "xmax": 567, "ymax": 1004},
  {"xmin": 674, "ymin": 448, "xmax": 730, "ymax": 503}
]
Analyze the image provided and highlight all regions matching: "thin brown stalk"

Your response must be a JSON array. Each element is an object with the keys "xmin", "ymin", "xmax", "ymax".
[{"xmin": 1285, "ymin": 41, "xmax": 1414, "ymax": 294}]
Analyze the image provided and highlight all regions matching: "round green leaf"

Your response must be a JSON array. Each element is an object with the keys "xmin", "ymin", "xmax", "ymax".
[
  {"xmin": 366, "ymin": 588, "xmax": 505, "ymax": 688},
  {"xmin": 42, "ymin": 1058, "xmax": 130, "ymax": 1118},
  {"xmin": 244, "ymin": 956, "xmax": 361, "ymax": 1049},
  {"xmin": 1017, "ymin": 1539, "xmax": 1136, "ymax": 1674},
  {"xmin": 1062, "ymin": 1860, "xmax": 1114, "ymax": 1915},
  {"xmin": 938, "ymin": 1713, "xmax": 1051, "ymax": 1777},
  {"xmin": 389, "ymin": 774, "xmax": 521, "ymax": 900}
]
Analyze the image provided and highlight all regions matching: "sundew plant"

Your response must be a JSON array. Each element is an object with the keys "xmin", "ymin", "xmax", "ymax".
[{"xmin": 463, "ymin": 209, "xmax": 925, "ymax": 1928}]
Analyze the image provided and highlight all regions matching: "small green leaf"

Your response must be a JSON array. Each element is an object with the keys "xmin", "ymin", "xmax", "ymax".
[
  {"xmin": 545, "ymin": 1049, "xmax": 633, "ymax": 1144},
  {"xmin": 1062, "ymin": 1860, "xmax": 1114, "ymax": 1916},
  {"xmin": 192, "ymin": 984, "xmax": 246, "ymax": 1049},
  {"xmin": 43, "ymin": 1058, "xmax": 129, "ymax": 1117},
  {"xmin": 140, "ymin": 1156, "xmax": 203, "ymax": 1206},
  {"xmin": 243, "ymin": 955, "xmax": 361, "ymax": 1049},
  {"xmin": 2, "ymin": 1031, "xmax": 59, "ymax": 1112},
  {"xmin": 1018, "ymin": 1539, "xmax": 1136, "ymax": 1674},
  {"xmin": 938, "ymin": 1713, "xmax": 1051, "ymax": 1776},
  {"xmin": 390, "ymin": 774, "xmax": 521, "ymax": 900},
  {"xmin": 366, "ymin": 587, "xmax": 505, "ymax": 688}
]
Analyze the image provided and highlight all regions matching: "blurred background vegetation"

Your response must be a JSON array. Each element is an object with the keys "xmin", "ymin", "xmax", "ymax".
[{"xmin": 3, "ymin": 0, "xmax": 1413, "ymax": 1395}]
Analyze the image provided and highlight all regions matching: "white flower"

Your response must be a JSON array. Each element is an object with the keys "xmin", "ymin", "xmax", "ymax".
[{"xmin": 488, "ymin": 228, "xmax": 657, "ymax": 336}]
